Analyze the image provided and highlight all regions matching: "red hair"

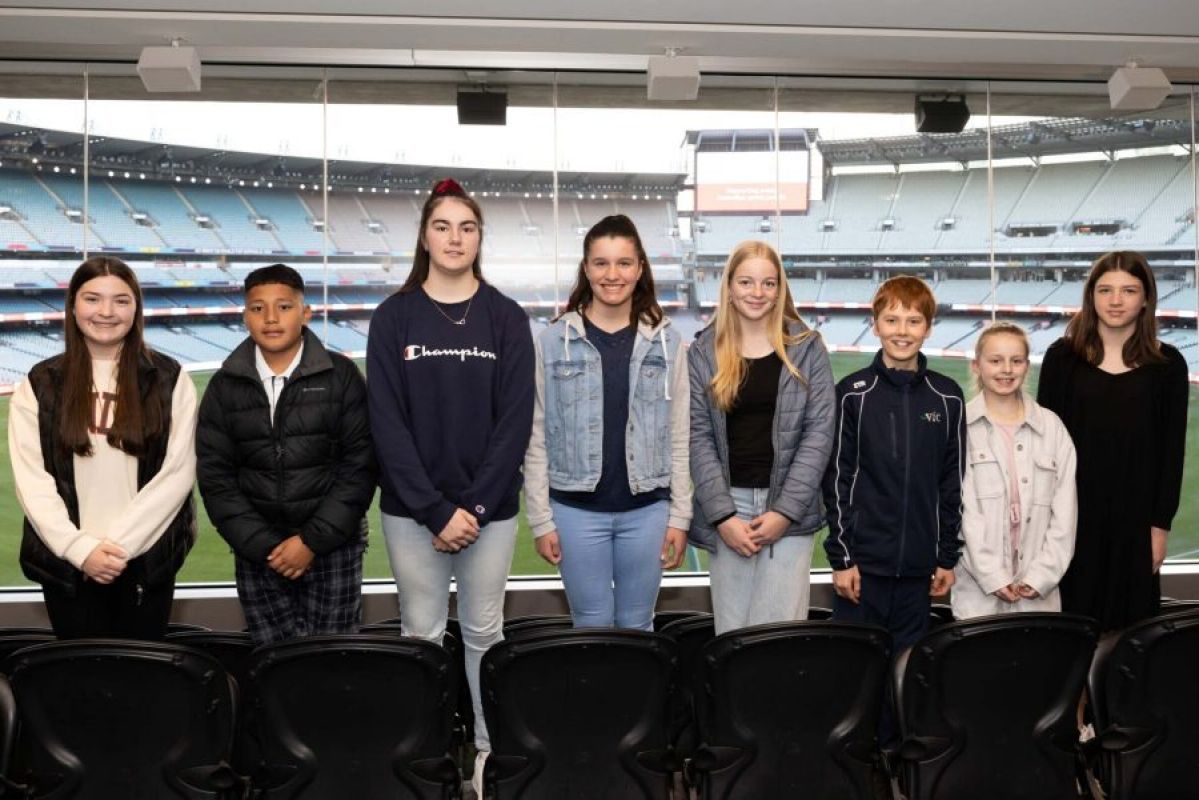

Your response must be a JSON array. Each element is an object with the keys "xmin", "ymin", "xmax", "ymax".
[{"xmin": 872, "ymin": 275, "xmax": 936, "ymax": 324}]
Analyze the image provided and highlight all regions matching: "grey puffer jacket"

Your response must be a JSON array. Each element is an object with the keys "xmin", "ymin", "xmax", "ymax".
[{"xmin": 688, "ymin": 321, "xmax": 836, "ymax": 552}]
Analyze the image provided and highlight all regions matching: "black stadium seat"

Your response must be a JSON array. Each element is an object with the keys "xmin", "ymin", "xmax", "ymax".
[
  {"xmin": 501, "ymin": 615, "xmax": 573, "ymax": 642},
  {"xmin": 1088, "ymin": 606, "xmax": 1199, "ymax": 800},
  {"xmin": 247, "ymin": 633, "xmax": 459, "ymax": 800},
  {"xmin": 652, "ymin": 610, "xmax": 706, "ymax": 631},
  {"xmin": 481, "ymin": 629, "xmax": 677, "ymax": 799},
  {"xmin": 5, "ymin": 639, "xmax": 239, "ymax": 798},
  {"xmin": 690, "ymin": 621, "xmax": 891, "ymax": 800},
  {"xmin": 893, "ymin": 613, "xmax": 1098, "ymax": 800},
  {"xmin": 165, "ymin": 630, "xmax": 260, "ymax": 776},
  {"xmin": 657, "ymin": 613, "xmax": 715, "ymax": 775}
]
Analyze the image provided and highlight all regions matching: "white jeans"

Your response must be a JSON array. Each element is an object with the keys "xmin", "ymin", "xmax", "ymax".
[
  {"xmin": 381, "ymin": 512, "xmax": 518, "ymax": 752},
  {"xmin": 708, "ymin": 486, "xmax": 814, "ymax": 635}
]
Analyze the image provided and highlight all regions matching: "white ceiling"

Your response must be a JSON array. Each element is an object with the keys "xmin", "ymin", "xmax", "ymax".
[{"xmin": 1, "ymin": 1, "xmax": 1198, "ymax": 84}]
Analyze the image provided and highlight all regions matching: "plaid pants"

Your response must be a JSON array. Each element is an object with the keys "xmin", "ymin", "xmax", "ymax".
[{"xmin": 236, "ymin": 537, "xmax": 366, "ymax": 646}]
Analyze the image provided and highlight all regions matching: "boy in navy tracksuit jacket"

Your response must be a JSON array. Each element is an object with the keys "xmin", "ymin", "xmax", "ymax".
[{"xmin": 822, "ymin": 276, "xmax": 965, "ymax": 744}]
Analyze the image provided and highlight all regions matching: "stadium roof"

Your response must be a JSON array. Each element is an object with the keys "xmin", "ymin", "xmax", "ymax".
[
  {"xmin": 684, "ymin": 129, "xmax": 816, "ymax": 152},
  {"xmin": 0, "ymin": 123, "xmax": 685, "ymax": 194},
  {"xmin": 819, "ymin": 117, "xmax": 1195, "ymax": 166}
]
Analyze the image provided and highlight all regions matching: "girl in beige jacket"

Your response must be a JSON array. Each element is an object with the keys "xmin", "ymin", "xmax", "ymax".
[{"xmin": 953, "ymin": 323, "xmax": 1077, "ymax": 619}]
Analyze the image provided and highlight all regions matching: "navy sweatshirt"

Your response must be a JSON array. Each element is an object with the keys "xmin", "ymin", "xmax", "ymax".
[
  {"xmin": 822, "ymin": 351, "xmax": 965, "ymax": 577},
  {"xmin": 366, "ymin": 282, "xmax": 534, "ymax": 535}
]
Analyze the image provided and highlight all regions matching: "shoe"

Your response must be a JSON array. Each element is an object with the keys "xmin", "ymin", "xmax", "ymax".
[{"xmin": 471, "ymin": 750, "xmax": 489, "ymax": 798}]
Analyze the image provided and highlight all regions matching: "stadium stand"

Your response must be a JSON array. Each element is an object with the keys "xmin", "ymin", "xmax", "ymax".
[
  {"xmin": 239, "ymin": 188, "xmax": 327, "ymax": 254},
  {"xmin": 1, "ymin": 120, "xmax": 1198, "ymax": 390}
]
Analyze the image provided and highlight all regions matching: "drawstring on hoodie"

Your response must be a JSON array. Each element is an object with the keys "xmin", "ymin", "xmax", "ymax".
[{"xmin": 659, "ymin": 327, "xmax": 672, "ymax": 400}]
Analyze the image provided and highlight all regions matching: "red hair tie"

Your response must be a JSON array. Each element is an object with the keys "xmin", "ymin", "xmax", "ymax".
[{"xmin": 432, "ymin": 178, "xmax": 464, "ymax": 196}]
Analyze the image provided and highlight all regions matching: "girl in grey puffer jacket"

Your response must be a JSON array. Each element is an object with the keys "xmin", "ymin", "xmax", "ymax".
[{"xmin": 689, "ymin": 241, "xmax": 836, "ymax": 634}]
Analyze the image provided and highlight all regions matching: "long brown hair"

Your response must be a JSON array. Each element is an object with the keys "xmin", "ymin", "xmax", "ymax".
[
  {"xmin": 560, "ymin": 214, "xmax": 663, "ymax": 328},
  {"xmin": 399, "ymin": 178, "xmax": 485, "ymax": 293},
  {"xmin": 1064, "ymin": 250, "xmax": 1165, "ymax": 367},
  {"xmin": 60, "ymin": 256, "xmax": 163, "ymax": 457},
  {"xmin": 708, "ymin": 240, "xmax": 811, "ymax": 412}
]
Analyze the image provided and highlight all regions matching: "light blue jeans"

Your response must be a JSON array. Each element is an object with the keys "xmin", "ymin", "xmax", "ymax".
[
  {"xmin": 708, "ymin": 486, "xmax": 814, "ymax": 635},
  {"xmin": 381, "ymin": 512, "xmax": 518, "ymax": 752},
  {"xmin": 550, "ymin": 499, "xmax": 670, "ymax": 631}
]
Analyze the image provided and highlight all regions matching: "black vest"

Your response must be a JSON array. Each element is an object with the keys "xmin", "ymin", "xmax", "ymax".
[{"xmin": 20, "ymin": 350, "xmax": 196, "ymax": 595}]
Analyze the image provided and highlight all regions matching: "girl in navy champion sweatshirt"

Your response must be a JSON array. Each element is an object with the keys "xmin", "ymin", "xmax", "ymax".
[{"xmin": 366, "ymin": 180, "xmax": 534, "ymax": 782}]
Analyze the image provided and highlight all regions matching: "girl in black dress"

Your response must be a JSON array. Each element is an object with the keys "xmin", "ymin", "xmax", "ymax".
[{"xmin": 1037, "ymin": 251, "xmax": 1188, "ymax": 631}]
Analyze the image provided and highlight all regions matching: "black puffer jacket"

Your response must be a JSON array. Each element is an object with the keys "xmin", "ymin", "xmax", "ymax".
[{"xmin": 196, "ymin": 328, "xmax": 376, "ymax": 562}]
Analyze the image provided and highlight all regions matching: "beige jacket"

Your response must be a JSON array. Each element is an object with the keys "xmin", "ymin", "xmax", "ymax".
[{"xmin": 952, "ymin": 393, "xmax": 1077, "ymax": 619}]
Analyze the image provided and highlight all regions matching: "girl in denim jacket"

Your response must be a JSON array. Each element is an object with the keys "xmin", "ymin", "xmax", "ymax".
[
  {"xmin": 953, "ymin": 323, "xmax": 1077, "ymax": 619},
  {"xmin": 523, "ymin": 215, "xmax": 691, "ymax": 630}
]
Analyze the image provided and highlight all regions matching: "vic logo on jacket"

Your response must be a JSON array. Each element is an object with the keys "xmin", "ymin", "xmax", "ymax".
[
  {"xmin": 404, "ymin": 344, "xmax": 498, "ymax": 362},
  {"xmin": 921, "ymin": 411, "xmax": 944, "ymax": 424}
]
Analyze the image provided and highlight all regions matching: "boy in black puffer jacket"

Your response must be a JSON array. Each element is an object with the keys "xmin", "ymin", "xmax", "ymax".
[{"xmin": 197, "ymin": 264, "xmax": 376, "ymax": 645}]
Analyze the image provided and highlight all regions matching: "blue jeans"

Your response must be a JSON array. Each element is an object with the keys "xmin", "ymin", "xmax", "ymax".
[
  {"xmin": 708, "ymin": 486, "xmax": 814, "ymax": 635},
  {"xmin": 550, "ymin": 499, "xmax": 670, "ymax": 631},
  {"xmin": 381, "ymin": 512, "xmax": 518, "ymax": 752}
]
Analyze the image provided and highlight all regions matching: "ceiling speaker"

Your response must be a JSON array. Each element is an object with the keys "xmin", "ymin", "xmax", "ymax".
[
  {"xmin": 1108, "ymin": 65, "xmax": 1172, "ymax": 111},
  {"xmin": 915, "ymin": 96, "xmax": 970, "ymax": 134},
  {"xmin": 136, "ymin": 46, "xmax": 202, "ymax": 93},
  {"xmin": 647, "ymin": 56, "xmax": 700, "ymax": 102},
  {"xmin": 457, "ymin": 90, "xmax": 507, "ymax": 125}
]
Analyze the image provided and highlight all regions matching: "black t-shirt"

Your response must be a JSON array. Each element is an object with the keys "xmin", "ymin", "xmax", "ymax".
[
  {"xmin": 551, "ymin": 316, "xmax": 668, "ymax": 512},
  {"xmin": 727, "ymin": 351, "xmax": 781, "ymax": 489}
]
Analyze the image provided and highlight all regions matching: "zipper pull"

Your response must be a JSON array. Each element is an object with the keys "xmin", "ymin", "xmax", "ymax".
[{"xmin": 136, "ymin": 583, "xmax": 145, "ymax": 607}]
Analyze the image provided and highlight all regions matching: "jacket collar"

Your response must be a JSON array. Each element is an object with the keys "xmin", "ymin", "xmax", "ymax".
[
  {"xmin": 871, "ymin": 349, "xmax": 928, "ymax": 387},
  {"xmin": 221, "ymin": 326, "xmax": 333, "ymax": 381},
  {"xmin": 558, "ymin": 309, "xmax": 671, "ymax": 341},
  {"xmin": 965, "ymin": 392, "xmax": 1045, "ymax": 435}
]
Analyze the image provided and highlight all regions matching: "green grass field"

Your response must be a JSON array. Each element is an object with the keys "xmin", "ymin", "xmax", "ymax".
[{"xmin": 2, "ymin": 353, "xmax": 1198, "ymax": 586}]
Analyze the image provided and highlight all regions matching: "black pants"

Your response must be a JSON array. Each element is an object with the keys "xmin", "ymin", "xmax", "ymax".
[
  {"xmin": 833, "ymin": 573, "xmax": 931, "ymax": 748},
  {"xmin": 42, "ymin": 570, "xmax": 175, "ymax": 640}
]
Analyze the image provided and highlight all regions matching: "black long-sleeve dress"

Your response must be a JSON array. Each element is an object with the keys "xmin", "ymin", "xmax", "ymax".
[{"xmin": 1037, "ymin": 338, "xmax": 1189, "ymax": 631}]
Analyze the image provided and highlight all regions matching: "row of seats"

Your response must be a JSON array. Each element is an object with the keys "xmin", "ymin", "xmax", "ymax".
[{"xmin": 0, "ymin": 605, "xmax": 1195, "ymax": 799}]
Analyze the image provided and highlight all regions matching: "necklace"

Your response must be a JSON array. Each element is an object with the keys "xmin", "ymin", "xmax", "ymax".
[{"xmin": 425, "ymin": 289, "xmax": 474, "ymax": 326}]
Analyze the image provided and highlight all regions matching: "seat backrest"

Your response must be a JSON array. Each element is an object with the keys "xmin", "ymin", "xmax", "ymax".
[
  {"xmin": 894, "ymin": 613, "xmax": 1098, "ymax": 800},
  {"xmin": 1088, "ymin": 607, "xmax": 1199, "ymax": 800},
  {"xmin": 166, "ymin": 630, "xmax": 256, "ymax": 690},
  {"xmin": 0, "ymin": 674, "xmax": 15, "ymax": 780},
  {"xmin": 481, "ymin": 629, "xmax": 677, "ymax": 800},
  {"xmin": 248, "ymin": 634, "xmax": 458, "ymax": 800},
  {"xmin": 6, "ymin": 639, "xmax": 236, "ymax": 799},
  {"xmin": 501, "ymin": 616, "xmax": 574, "ymax": 642},
  {"xmin": 658, "ymin": 615, "xmax": 715, "ymax": 756},
  {"xmin": 0, "ymin": 635, "xmax": 57, "ymax": 673},
  {"xmin": 695, "ymin": 621, "xmax": 891, "ymax": 800},
  {"xmin": 652, "ymin": 610, "xmax": 706, "ymax": 631}
]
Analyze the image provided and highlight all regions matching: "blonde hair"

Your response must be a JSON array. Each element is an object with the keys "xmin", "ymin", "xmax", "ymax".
[
  {"xmin": 971, "ymin": 321, "xmax": 1030, "ymax": 394},
  {"xmin": 708, "ymin": 240, "xmax": 813, "ymax": 412}
]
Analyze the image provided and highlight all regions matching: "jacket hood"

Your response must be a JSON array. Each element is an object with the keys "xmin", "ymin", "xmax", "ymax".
[{"xmin": 557, "ymin": 309, "xmax": 672, "ymax": 341}]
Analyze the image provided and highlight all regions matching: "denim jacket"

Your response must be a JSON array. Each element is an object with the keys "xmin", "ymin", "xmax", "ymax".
[{"xmin": 524, "ymin": 311, "xmax": 692, "ymax": 537}]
